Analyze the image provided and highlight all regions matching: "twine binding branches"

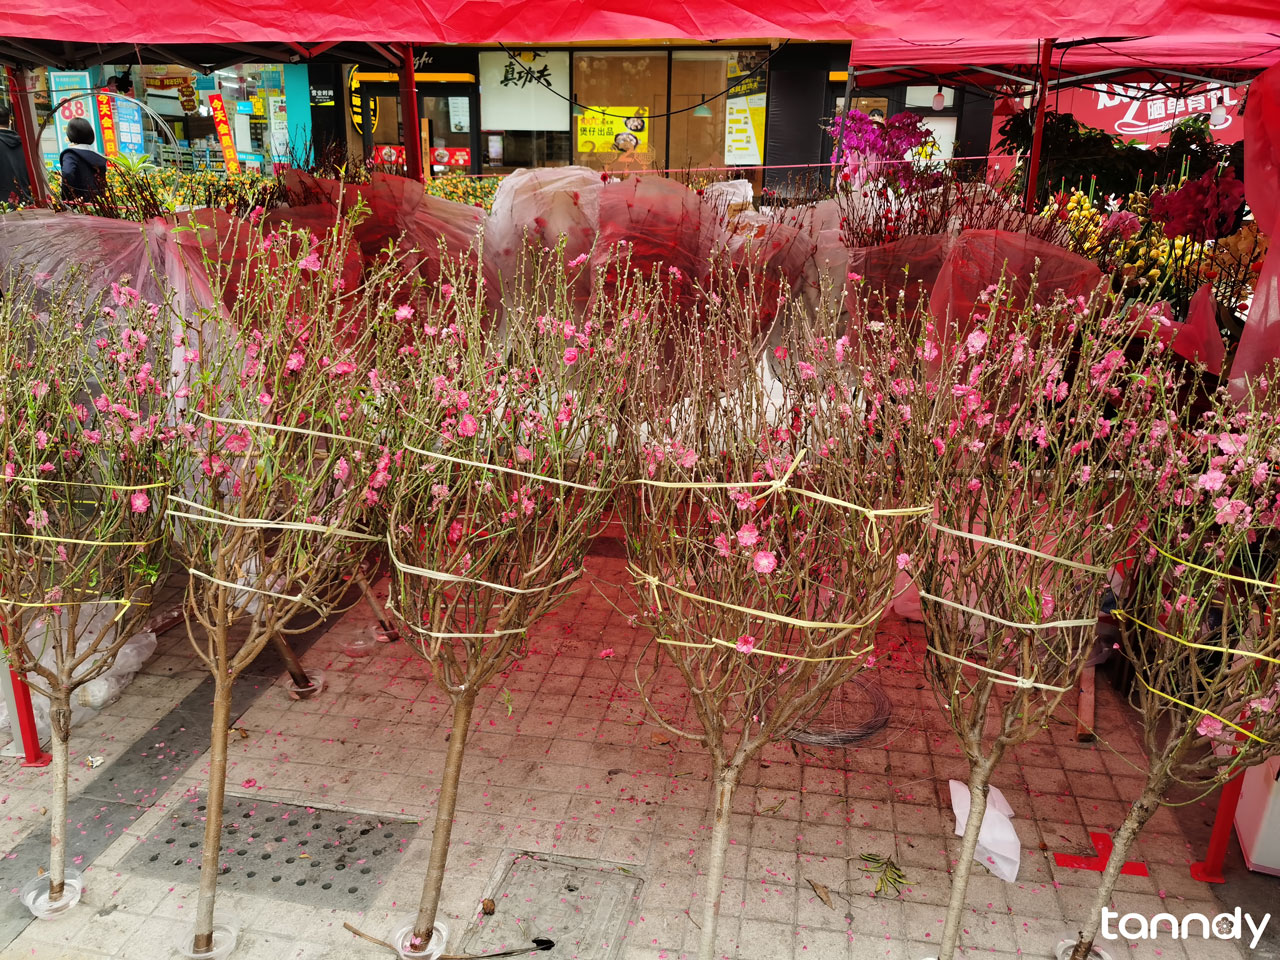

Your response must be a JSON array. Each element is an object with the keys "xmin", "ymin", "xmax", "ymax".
[{"xmin": 385, "ymin": 533, "xmax": 583, "ymax": 596}]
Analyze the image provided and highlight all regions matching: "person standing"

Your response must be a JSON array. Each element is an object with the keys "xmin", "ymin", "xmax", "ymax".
[
  {"xmin": 59, "ymin": 117, "xmax": 107, "ymax": 205},
  {"xmin": 0, "ymin": 103, "xmax": 32, "ymax": 206}
]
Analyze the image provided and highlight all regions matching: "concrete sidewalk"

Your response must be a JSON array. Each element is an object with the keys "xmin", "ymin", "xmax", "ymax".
[{"xmin": 0, "ymin": 555, "xmax": 1270, "ymax": 960}]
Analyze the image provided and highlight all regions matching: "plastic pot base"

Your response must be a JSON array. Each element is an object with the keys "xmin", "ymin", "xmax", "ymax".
[
  {"xmin": 19, "ymin": 869, "xmax": 83, "ymax": 919},
  {"xmin": 285, "ymin": 668, "xmax": 325, "ymax": 700},
  {"xmin": 391, "ymin": 920, "xmax": 449, "ymax": 960},
  {"xmin": 1055, "ymin": 939, "xmax": 1114, "ymax": 960},
  {"xmin": 172, "ymin": 920, "xmax": 239, "ymax": 960}
]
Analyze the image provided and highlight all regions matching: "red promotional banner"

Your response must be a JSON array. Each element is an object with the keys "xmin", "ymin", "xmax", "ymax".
[
  {"xmin": 430, "ymin": 146, "xmax": 471, "ymax": 167},
  {"xmin": 207, "ymin": 94, "xmax": 240, "ymax": 174},
  {"xmin": 375, "ymin": 144, "xmax": 471, "ymax": 168},
  {"xmin": 94, "ymin": 92, "xmax": 119, "ymax": 158},
  {"xmin": 1053, "ymin": 82, "xmax": 1246, "ymax": 147}
]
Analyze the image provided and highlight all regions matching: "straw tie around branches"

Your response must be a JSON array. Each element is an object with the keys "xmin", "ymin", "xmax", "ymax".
[{"xmin": 386, "ymin": 532, "xmax": 583, "ymax": 596}]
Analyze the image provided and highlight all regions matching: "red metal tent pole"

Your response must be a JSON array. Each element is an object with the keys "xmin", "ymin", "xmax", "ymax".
[
  {"xmin": 398, "ymin": 44, "xmax": 424, "ymax": 183},
  {"xmin": 1023, "ymin": 38, "xmax": 1056, "ymax": 213},
  {"xmin": 0, "ymin": 616, "xmax": 51, "ymax": 767},
  {"xmin": 5, "ymin": 65, "xmax": 49, "ymax": 207}
]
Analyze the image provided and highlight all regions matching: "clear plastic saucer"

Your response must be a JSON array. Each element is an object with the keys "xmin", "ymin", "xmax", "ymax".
[{"xmin": 19, "ymin": 868, "xmax": 83, "ymax": 919}]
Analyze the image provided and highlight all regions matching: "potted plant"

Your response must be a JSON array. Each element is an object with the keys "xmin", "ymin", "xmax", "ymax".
[
  {"xmin": 0, "ymin": 279, "xmax": 170, "ymax": 917},
  {"xmin": 621, "ymin": 279, "xmax": 927, "ymax": 960},
  {"xmin": 906, "ymin": 287, "xmax": 1168, "ymax": 960},
  {"xmin": 167, "ymin": 215, "xmax": 413, "ymax": 958},
  {"xmin": 371, "ymin": 247, "xmax": 646, "ymax": 958}
]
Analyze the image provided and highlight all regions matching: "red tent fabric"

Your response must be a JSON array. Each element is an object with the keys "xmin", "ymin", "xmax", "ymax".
[{"xmin": 6, "ymin": 2, "xmax": 1280, "ymax": 44}]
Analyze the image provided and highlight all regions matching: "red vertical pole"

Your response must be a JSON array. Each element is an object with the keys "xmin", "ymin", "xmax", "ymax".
[
  {"xmin": 10, "ymin": 670, "xmax": 51, "ymax": 767},
  {"xmin": 1189, "ymin": 723, "xmax": 1253, "ymax": 884},
  {"xmin": 398, "ymin": 44, "xmax": 423, "ymax": 183},
  {"xmin": 5, "ymin": 65, "xmax": 49, "ymax": 206},
  {"xmin": 1190, "ymin": 770, "xmax": 1246, "ymax": 883},
  {"xmin": 0, "ymin": 616, "xmax": 51, "ymax": 768},
  {"xmin": 1023, "ymin": 38, "xmax": 1056, "ymax": 213}
]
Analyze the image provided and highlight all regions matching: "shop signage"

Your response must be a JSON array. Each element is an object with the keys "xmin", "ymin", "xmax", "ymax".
[
  {"xmin": 48, "ymin": 71, "xmax": 100, "ymax": 154},
  {"xmin": 310, "ymin": 85, "xmax": 335, "ymax": 106},
  {"xmin": 348, "ymin": 66, "xmax": 379, "ymax": 134},
  {"xmin": 178, "ymin": 81, "xmax": 198, "ymax": 113},
  {"xmin": 143, "ymin": 75, "xmax": 189, "ymax": 90},
  {"xmin": 94, "ymin": 92, "xmax": 119, "ymax": 157},
  {"xmin": 576, "ymin": 107, "xmax": 649, "ymax": 155},
  {"xmin": 478, "ymin": 50, "xmax": 569, "ymax": 132},
  {"xmin": 725, "ymin": 63, "xmax": 766, "ymax": 166},
  {"xmin": 1070, "ymin": 83, "xmax": 1245, "ymax": 144},
  {"xmin": 996, "ymin": 82, "xmax": 1246, "ymax": 151},
  {"xmin": 235, "ymin": 100, "xmax": 254, "ymax": 114},
  {"xmin": 115, "ymin": 98, "xmax": 145, "ymax": 155},
  {"xmin": 207, "ymin": 94, "xmax": 240, "ymax": 174},
  {"xmin": 375, "ymin": 144, "xmax": 406, "ymax": 165},
  {"xmin": 267, "ymin": 96, "xmax": 290, "ymax": 159},
  {"xmin": 430, "ymin": 146, "xmax": 471, "ymax": 166}
]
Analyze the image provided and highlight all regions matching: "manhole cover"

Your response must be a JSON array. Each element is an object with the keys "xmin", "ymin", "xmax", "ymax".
[
  {"xmin": 461, "ymin": 852, "xmax": 643, "ymax": 960},
  {"xmin": 119, "ymin": 795, "xmax": 418, "ymax": 909}
]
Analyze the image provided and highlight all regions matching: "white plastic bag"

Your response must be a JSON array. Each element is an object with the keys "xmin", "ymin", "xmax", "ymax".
[{"xmin": 949, "ymin": 779, "xmax": 1021, "ymax": 882}]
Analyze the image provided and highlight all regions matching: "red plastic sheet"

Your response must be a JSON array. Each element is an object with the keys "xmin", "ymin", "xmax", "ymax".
[
  {"xmin": 1230, "ymin": 63, "xmax": 1280, "ymax": 399},
  {"xmin": 9, "ymin": 2, "xmax": 1280, "ymax": 44},
  {"xmin": 928, "ymin": 230, "xmax": 1103, "ymax": 330}
]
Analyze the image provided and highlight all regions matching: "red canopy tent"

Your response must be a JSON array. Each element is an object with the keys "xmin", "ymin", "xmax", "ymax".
[{"xmin": 2, "ymin": 1, "xmax": 1280, "ymax": 45}]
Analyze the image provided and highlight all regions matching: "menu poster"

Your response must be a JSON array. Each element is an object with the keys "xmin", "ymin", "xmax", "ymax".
[
  {"xmin": 115, "ymin": 98, "xmax": 145, "ymax": 155},
  {"xmin": 576, "ymin": 107, "xmax": 649, "ymax": 155},
  {"xmin": 724, "ymin": 64, "xmax": 766, "ymax": 166}
]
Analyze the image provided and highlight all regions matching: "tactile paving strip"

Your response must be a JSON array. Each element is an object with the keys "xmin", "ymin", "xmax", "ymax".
[
  {"xmin": 120, "ymin": 795, "xmax": 419, "ymax": 909},
  {"xmin": 460, "ymin": 852, "xmax": 643, "ymax": 960}
]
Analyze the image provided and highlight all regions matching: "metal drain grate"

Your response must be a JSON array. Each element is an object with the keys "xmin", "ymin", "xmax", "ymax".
[
  {"xmin": 460, "ymin": 852, "xmax": 643, "ymax": 960},
  {"xmin": 119, "ymin": 795, "xmax": 420, "ymax": 909}
]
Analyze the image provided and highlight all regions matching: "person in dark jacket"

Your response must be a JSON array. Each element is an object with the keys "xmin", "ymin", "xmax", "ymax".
[
  {"xmin": 0, "ymin": 104, "xmax": 31, "ymax": 206},
  {"xmin": 59, "ymin": 117, "xmax": 107, "ymax": 205}
]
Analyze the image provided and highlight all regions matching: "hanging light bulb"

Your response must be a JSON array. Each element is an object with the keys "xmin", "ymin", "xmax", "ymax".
[
  {"xmin": 932, "ymin": 86, "xmax": 946, "ymax": 112},
  {"xmin": 1210, "ymin": 102, "xmax": 1228, "ymax": 125}
]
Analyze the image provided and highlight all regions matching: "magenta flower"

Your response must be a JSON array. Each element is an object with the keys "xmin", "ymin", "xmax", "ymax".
[
  {"xmin": 25, "ymin": 509, "xmax": 49, "ymax": 530},
  {"xmin": 298, "ymin": 251, "xmax": 322, "ymax": 271},
  {"xmin": 599, "ymin": 648, "xmax": 615, "ymax": 659},
  {"xmin": 735, "ymin": 635, "xmax": 756, "ymax": 654},
  {"xmin": 458, "ymin": 413, "xmax": 479, "ymax": 438},
  {"xmin": 129, "ymin": 491, "xmax": 150, "ymax": 514},
  {"xmin": 333, "ymin": 457, "xmax": 350, "ymax": 482},
  {"xmin": 257, "ymin": 391, "xmax": 272, "ymax": 406},
  {"xmin": 563, "ymin": 347, "xmax": 580, "ymax": 365},
  {"xmin": 714, "ymin": 533, "xmax": 733, "ymax": 557},
  {"xmin": 752, "ymin": 550, "xmax": 777, "ymax": 574},
  {"xmin": 736, "ymin": 523, "xmax": 760, "ymax": 548},
  {"xmin": 895, "ymin": 553, "xmax": 911, "ymax": 570}
]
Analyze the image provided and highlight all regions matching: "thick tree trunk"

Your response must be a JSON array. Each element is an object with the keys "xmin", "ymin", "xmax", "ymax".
[
  {"xmin": 695, "ymin": 766, "xmax": 740, "ymax": 960},
  {"xmin": 47, "ymin": 701, "xmax": 72, "ymax": 902},
  {"xmin": 938, "ymin": 757, "xmax": 999, "ymax": 960},
  {"xmin": 1067, "ymin": 782, "xmax": 1164, "ymax": 960},
  {"xmin": 192, "ymin": 687, "xmax": 233, "ymax": 953},
  {"xmin": 412, "ymin": 689, "xmax": 477, "ymax": 947}
]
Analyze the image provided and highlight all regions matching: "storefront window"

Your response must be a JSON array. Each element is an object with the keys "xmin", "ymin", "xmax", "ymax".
[
  {"xmin": 572, "ymin": 52, "xmax": 668, "ymax": 174},
  {"xmin": 669, "ymin": 49, "xmax": 768, "ymax": 184},
  {"xmin": 477, "ymin": 50, "xmax": 571, "ymax": 172}
]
